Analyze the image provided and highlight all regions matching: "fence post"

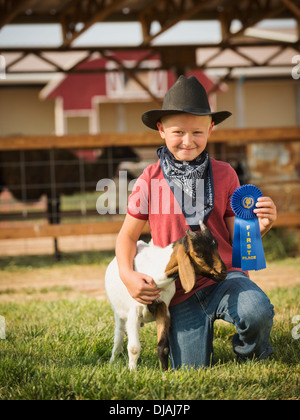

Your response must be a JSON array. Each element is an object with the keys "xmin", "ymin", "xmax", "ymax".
[
  {"xmin": 0, "ymin": 316, "xmax": 6, "ymax": 340},
  {"xmin": 0, "ymin": 55, "xmax": 6, "ymax": 80}
]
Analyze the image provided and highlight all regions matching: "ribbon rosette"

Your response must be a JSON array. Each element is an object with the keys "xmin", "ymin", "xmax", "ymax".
[{"xmin": 231, "ymin": 184, "xmax": 266, "ymax": 271}]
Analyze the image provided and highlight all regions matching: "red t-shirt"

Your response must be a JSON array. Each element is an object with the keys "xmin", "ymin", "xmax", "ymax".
[{"xmin": 127, "ymin": 158, "xmax": 241, "ymax": 306}]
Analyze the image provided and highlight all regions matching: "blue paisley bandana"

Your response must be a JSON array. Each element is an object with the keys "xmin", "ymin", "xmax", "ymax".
[{"xmin": 157, "ymin": 146, "xmax": 214, "ymax": 230}]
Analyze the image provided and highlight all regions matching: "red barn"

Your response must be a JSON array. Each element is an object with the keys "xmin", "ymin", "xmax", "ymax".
[{"xmin": 41, "ymin": 51, "xmax": 223, "ymax": 138}]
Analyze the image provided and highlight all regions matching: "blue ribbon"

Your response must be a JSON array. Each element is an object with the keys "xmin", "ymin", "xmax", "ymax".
[{"xmin": 231, "ymin": 185, "xmax": 266, "ymax": 271}]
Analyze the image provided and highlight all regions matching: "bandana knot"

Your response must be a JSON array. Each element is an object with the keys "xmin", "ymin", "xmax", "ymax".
[{"xmin": 157, "ymin": 146, "xmax": 214, "ymax": 230}]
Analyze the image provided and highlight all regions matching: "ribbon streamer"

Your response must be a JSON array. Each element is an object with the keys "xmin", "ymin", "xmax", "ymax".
[{"xmin": 231, "ymin": 185, "xmax": 266, "ymax": 271}]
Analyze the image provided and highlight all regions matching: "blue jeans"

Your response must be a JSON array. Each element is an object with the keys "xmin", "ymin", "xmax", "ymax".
[{"xmin": 169, "ymin": 271, "xmax": 275, "ymax": 369}]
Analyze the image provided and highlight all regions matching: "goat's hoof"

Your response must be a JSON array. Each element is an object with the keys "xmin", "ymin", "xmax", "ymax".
[{"xmin": 129, "ymin": 363, "xmax": 137, "ymax": 371}]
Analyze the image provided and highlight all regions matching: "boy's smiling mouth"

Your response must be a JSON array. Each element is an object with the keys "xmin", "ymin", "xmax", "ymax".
[
  {"xmin": 178, "ymin": 147, "xmax": 199, "ymax": 155},
  {"xmin": 179, "ymin": 147, "xmax": 197, "ymax": 151}
]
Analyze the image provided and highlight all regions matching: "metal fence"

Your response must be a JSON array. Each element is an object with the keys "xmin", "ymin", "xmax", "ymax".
[{"xmin": 0, "ymin": 129, "xmax": 299, "ymax": 257}]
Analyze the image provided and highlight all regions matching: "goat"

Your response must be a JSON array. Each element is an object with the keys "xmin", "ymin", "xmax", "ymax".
[
  {"xmin": 105, "ymin": 221, "xmax": 227, "ymax": 370},
  {"xmin": 0, "ymin": 146, "xmax": 139, "ymax": 260}
]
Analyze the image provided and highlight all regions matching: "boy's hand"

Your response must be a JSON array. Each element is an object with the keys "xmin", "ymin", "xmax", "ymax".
[
  {"xmin": 121, "ymin": 270, "xmax": 162, "ymax": 305},
  {"xmin": 254, "ymin": 196, "xmax": 277, "ymax": 236}
]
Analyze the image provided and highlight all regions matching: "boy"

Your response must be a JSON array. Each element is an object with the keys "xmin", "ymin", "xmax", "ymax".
[{"xmin": 116, "ymin": 75, "xmax": 276, "ymax": 368}]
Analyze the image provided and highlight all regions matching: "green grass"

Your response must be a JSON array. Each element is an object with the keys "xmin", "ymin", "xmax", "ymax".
[
  {"xmin": 0, "ymin": 282, "xmax": 299, "ymax": 400},
  {"xmin": 0, "ymin": 250, "xmax": 115, "ymax": 272}
]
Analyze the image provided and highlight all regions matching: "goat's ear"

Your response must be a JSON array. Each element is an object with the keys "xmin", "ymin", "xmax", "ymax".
[
  {"xmin": 185, "ymin": 229, "xmax": 195, "ymax": 238},
  {"xmin": 176, "ymin": 243, "xmax": 195, "ymax": 294},
  {"xmin": 199, "ymin": 220, "xmax": 208, "ymax": 234},
  {"xmin": 165, "ymin": 246, "xmax": 179, "ymax": 277}
]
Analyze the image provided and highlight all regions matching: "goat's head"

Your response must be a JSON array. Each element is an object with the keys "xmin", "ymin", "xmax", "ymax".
[{"xmin": 165, "ymin": 221, "xmax": 227, "ymax": 293}]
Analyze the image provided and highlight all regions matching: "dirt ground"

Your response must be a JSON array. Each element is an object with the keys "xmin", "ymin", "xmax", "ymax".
[
  {"xmin": 0, "ymin": 257, "xmax": 299, "ymax": 304},
  {"xmin": 0, "ymin": 233, "xmax": 299, "ymax": 302},
  {"xmin": 0, "ymin": 265, "xmax": 108, "ymax": 303}
]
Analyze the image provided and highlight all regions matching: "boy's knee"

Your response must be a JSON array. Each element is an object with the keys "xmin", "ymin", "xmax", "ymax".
[
  {"xmin": 234, "ymin": 294, "xmax": 274, "ymax": 361},
  {"xmin": 239, "ymin": 291, "xmax": 274, "ymax": 333}
]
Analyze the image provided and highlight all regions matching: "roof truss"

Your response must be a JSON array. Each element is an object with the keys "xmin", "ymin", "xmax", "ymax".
[
  {"xmin": 0, "ymin": 0, "xmax": 36, "ymax": 28},
  {"xmin": 2, "ymin": 41, "xmax": 297, "ymax": 74},
  {"xmin": 59, "ymin": 0, "xmax": 130, "ymax": 47},
  {"xmin": 0, "ymin": 0, "xmax": 299, "ymax": 101},
  {"xmin": 0, "ymin": 0, "xmax": 299, "ymax": 45}
]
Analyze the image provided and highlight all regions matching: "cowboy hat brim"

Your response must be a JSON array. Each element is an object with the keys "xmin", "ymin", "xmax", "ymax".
[{"xmin": 142, "ymin": 108, "xmax": 232, "ymax": 130}]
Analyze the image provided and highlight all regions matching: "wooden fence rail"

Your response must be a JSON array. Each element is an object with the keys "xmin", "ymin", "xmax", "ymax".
[
  {"xmin": 0, "ymin": 221, "xmax": 149, "ymax": 239},
  {"xmin": 0, "ymin": 212, "xmax": 299, "ymax": 241},
  {"xmin": 0, "ymin": 126, "xmax": 300, "ymax": 151}
]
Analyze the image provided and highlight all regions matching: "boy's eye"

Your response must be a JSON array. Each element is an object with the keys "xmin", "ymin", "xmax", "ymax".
[{"xmin": 171, "ymin": 130, "xmax": 204, "ymax": 135}]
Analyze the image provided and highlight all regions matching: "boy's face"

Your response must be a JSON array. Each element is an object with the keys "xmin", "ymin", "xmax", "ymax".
[{"xmin": 157, "ymin": 114, "xmax": 214, "ymax": 161}]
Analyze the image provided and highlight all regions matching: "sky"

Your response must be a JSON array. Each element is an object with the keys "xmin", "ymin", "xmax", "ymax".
[
  {"xmin": 0, "ymin": 21, "xmax": 221, "ymax": 47},
  {"xmin": 0, "ymin": 19, "xmax": 296, "ymax": 48}
]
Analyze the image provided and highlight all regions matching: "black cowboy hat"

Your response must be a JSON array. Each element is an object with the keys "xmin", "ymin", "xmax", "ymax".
[{"xmin": 142, "ymin": 75, "xmax": 232, "ymax": 130}]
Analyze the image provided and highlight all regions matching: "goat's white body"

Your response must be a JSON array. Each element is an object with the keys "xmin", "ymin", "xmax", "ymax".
[{"xmin": 105, "ymin": 240, "xmax": 175, "ymax": 369}]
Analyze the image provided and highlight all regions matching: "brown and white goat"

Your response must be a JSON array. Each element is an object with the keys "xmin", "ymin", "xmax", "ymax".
[{"xmin": 105, "ymin": 221, "xmax": 227, "ymax": 370}]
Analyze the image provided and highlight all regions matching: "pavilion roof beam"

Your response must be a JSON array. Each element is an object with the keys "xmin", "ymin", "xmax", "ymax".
[
  {"xmin": 0, "ymin": 0, "xmax": 36, "ymax": 29},
  {"xmin": 0, "ymin": 39, "xmax": 296, "ymax": 55},
  {"xmin": 138, "ymin": 0, "xmax": 227, "ymax": 47},
  {"xmin": 280, "ymin": 0, "xmax": 300, "ymax": 40},
  {"xmin": 219, "ymin": 0, "xmax": 288, "ymax": 43},
  {"xmin": 36, "ymin": 52, "xmax": 65, "ymax": 73},
  {"xmin": 5, "ymin": 51, "xmax": 28, "ymax": 72},
  {"xmin": 59, "ymin": 0, "xmax": 130, "ymax": 47},
  {"xmin": 280, "ymin": 0, "xmax": 300, "ymax": 19}
]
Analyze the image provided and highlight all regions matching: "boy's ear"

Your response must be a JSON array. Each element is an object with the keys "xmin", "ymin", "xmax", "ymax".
[
  {"xmin": 157, "ymin": 121, "xmax": 166, "ymax": 139},
  {"xmin": 208, "ymin": 121, "xmax": 215, "ymax": 138}
]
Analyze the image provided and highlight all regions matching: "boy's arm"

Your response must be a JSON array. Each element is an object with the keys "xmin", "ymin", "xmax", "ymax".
[
  {"xmin": 225, "ymin": 196, "xmax": 277, "ymax": 242},
  {"xmin": 115, "ymin": 214, "xmax": 161, "ymax": 305},
  {"xmin": 225, "ymin": 216, "xmax": 235, "ymax": 243}
]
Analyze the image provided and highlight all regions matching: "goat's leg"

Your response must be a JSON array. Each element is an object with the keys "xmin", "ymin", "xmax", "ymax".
[
  {"xmin": 126, "ymin": 308, "xmax": 142, "ymax": 370},
  {"xmin": 54, "ymin": 197, "xmax": 61, "ymax": 261},
  {"xmin": 47, "ymin": 196, "xmax": 61, "ymax": 261},
  {"xmin": 155, "ymin": 302, "xmax": 171, "ymax": 370},
  {"xmin": 110, "ymin": 313, "xmax": 126, "ymax": 362}
]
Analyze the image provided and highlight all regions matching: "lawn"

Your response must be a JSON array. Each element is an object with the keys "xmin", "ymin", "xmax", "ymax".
[{"xmin": 0, "ymin": 253, "xmax": 299, "ymax": 400}]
